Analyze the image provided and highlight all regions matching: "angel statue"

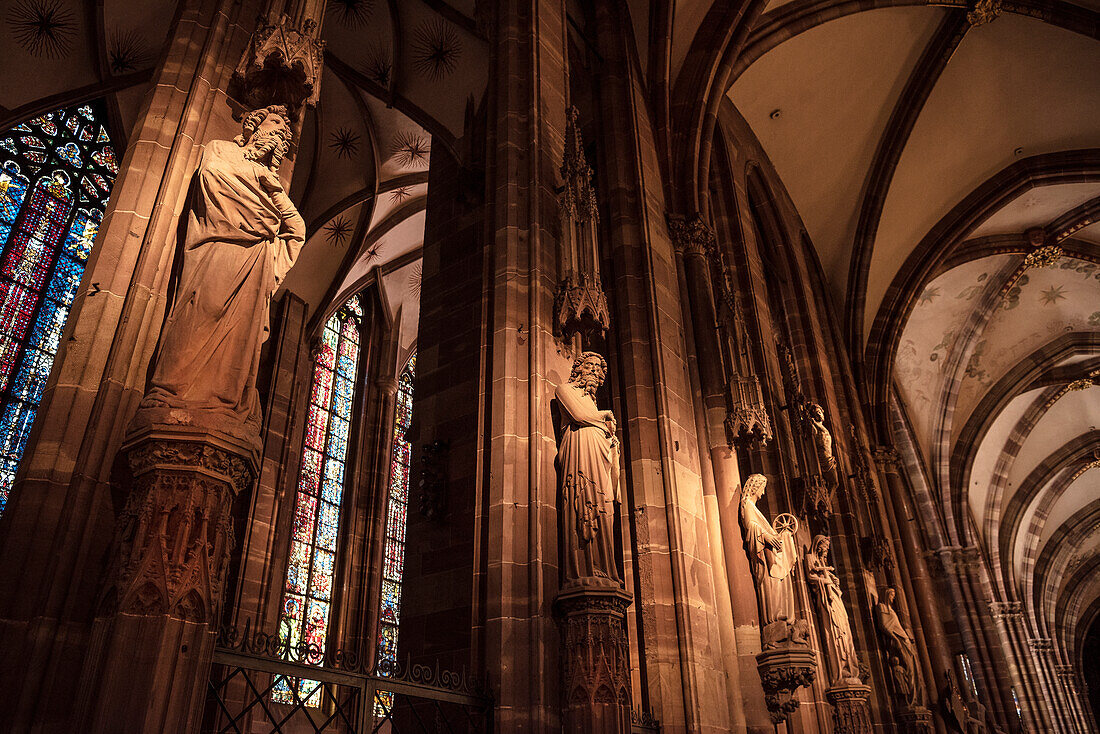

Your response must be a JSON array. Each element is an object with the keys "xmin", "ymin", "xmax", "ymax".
[
  {"xmin": 739, "ymin": 473, "xmax": 803, "ymax": 648},
  {"xmin": 554, "ymin": 351, "xmax": 622, "ymax": 588},
  {"xmin": 805, "ymin": 535, "xmax": 862, "ymax": 685}
]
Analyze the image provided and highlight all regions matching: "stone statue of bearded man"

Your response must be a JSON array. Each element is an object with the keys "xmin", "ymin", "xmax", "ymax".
[
  {"xmin": 555, "ymin": 351, "xmax": 623, "ymax": 588},
  {"xmin": 137, "ymin": 105, "xmax": 305, "ymax": 436}
]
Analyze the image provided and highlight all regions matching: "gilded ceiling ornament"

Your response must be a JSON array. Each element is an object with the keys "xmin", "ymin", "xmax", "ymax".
[
  {"xmin": 967, "ymin": 0, "xmax": 1003, "ymax": 26},
  {"xmin": 1023, "ymin": 244, "xmax": 1063, "ymax": 271}
]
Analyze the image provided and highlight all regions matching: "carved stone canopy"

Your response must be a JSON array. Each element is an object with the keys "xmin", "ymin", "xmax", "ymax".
[{"xmin": 232, "ymin": 13, "xmax": 325, "ymax": 115}]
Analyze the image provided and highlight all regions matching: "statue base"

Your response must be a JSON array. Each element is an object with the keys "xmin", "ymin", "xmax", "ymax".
[
  {"xmin": 825, "ymin": 683, "xmax": 873, "ymax": 734},
  {"xmin": 898, "ymin": 706, "xmax": 934, "ymax": 734},
  {"xmin": 756, "ymin": 645, "xmax": 818, "ymax": 724},
  {"xmin": 75, "ymin": 419, "xmax": 258, "ymax": 733},
  {"xmin": 553, "ymin": 584, "xmax": 633, "ymax": 734}
]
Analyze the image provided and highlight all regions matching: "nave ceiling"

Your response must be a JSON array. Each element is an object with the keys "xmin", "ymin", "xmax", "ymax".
[{"xmin": 2, "ymin": 0, "xmax": 1098, "ymax": 687}]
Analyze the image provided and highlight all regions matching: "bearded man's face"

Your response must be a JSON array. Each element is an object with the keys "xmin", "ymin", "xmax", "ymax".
[
  {"xmin": 243, "ymin": 113, "xmax": 290, "ymax": 165},
  {"xmin": 578, "ymin": 357, "xmax": 605, "ymax": 394}
]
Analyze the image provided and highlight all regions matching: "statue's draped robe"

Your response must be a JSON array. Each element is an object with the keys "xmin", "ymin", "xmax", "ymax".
[
  {"xmin": 874, "ymin": 602, "xmax": 920, "ymax": 704},
  {"xmin": 555, "ymin": 382, "xmax": 621, "ymax": 585},
  {"xmin": 143, "ymin": 140, "xmax": 305, "ymax": 430},
  {"xmin": 740, "ymin": 498, "xmax": 795, "ymax": 627},
  {"xmin": 808, "ymin": 554, "xmax": 860, "ymax": 683}
]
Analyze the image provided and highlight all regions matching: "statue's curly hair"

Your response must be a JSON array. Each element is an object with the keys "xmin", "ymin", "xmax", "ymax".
[
  {"xmin": 568, "ymin": 351, "xmax": 607, "ymax": 384},
  {"xmin": 236, "ymin": 105, "xmax": 293, "ymax": 171},
  {"xmin": 741, "ymin": 473, "xmax": 767, "ymax": 501}
]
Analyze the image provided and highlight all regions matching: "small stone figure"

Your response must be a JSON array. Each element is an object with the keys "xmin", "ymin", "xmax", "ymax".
[
  {"xmin": 739, "ymin": 473, "xmax": 803, "ymax": 648},
  {"xmin": 139, "ymin": 105, "xmax": 305, "ymax": 432},
  {"xmin": 808, "ymin": 402, "xmax": 838, "ymax": 489},
  {"xmin": 555, "ymin": 352, "xmax": 622, "ymax": 587},
  {"xmin": 873, "ymin": 587, "xmax": 924, "ymax": 708},
  {"xmin": 805, "ymin": 535, "xmax": 862, "ymax": 685}
]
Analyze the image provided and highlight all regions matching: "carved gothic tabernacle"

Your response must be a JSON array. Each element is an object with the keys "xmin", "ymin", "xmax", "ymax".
[
  {"xmin": 555, "ymin": 107, "xmax": 609, "ymax": 349},
  {"xmin": 232, "ymin": 12, "xmax": 325, "ymax": 113}
]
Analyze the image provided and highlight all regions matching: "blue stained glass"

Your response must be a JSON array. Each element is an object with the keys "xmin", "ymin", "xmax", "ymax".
[
  {"xmin": 46, "ymin": 257, "xmax": 81, "ymax": 306},
  {"xmin": 0, "ymin": 103, "xmax": 118, "ymax": 513},
  {"xmin": 57, "ymin": 143, "xmax": 81, "ymax": 166}
]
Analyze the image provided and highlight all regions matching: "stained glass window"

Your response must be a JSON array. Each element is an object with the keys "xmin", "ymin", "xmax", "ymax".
[
  {"xmin": 273, "ymin": 295, "xmax": 363, "ymax": 706},
  {"xmin": 375, "ymin": 354, "xmax": 415, "ymax": 716},
  {"xmin": 0, "ymin": 104, "xmax": 117, "ymax": 513}
]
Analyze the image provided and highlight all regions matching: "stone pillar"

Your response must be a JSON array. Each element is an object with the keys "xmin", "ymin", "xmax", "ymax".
[
  {"xmin": 990, "ymin": 602, "xmax": 1050, "ymax": 732},
  {"xmin": 69, "ymin": 1, "xmax": 323, "ymax": 730},
  {"xmin": 78, "ymin": 423, "xmax": 257, "ymax": 733},
  {"xmin": 0, "ymin": 1, "xmax": 258, "ymax": 728},
  {"xmin": 1030, "ymin": 637, "xmax": 1075, "ymax": 733},
  {"xmin": 826, "ymin": 683, "xmax": 874, "ymax": 734},
  {"xmin": 554, "ymin": 587, "xmax": 633, "ymax": 733}
]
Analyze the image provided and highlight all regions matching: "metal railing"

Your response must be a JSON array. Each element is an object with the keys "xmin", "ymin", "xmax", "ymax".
[{"xmin": 203, "ymin": 622, "xmax": 493, "ymax": 734}]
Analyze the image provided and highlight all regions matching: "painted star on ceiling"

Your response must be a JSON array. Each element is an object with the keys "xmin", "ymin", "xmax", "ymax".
[{"xmin": 1039, "ymin": 285, "xmax": 1067, "ymax": 306}]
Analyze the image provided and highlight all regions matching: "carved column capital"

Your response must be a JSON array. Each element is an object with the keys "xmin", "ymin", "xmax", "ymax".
[
  {"xmin": 967, "ymin": 0, "xmax": 1003, "ymax": 26},
  {"xmin": 1027, "ymin": 637, "xmax": 1053, "ymax": 653},
  {"xmin": 103, "ymin": 433, "xmax": 258, "ymax": 623},
  {"xmin": 667, "ymin": 213, "xmax": 717, "ymax": 259},
  {"xmin": 988, "ymin": 600, "xmax": 1023, "ymax": 620},
  {"xmin": 872, "ymin": 446, "xmax": 902, "ymax": 474}
]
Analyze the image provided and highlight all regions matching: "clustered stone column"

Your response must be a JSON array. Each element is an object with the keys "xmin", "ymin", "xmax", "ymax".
[
  {"xmin": 550, "ymin": 116, "xmax": 632, "ymax": 732},
  {"xmin": 75, "ymin": 2, "xmax": 324, "ymax": 731}
]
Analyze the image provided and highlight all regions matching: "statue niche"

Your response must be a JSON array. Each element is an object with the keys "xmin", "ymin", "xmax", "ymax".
[
  {"xmin": 135, "ymin": 105, "xmax": 305, "ymax": 436},
  {"xmin": 739, "ymin": 473, "xmax": 807, "ymax": 648},
  {"xmin": 554, "ymin": 351, "xmax": 623, "ymax": 588},
  {"xmin": 873, "ymin": 587, "xmax": 925, "ymax": 709},
  {"xmin": 805, "ymin": 535, "xmax": 863, "ymax": 686}
]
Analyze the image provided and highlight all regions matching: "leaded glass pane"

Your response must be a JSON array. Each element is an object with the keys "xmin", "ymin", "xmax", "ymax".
[
  {"xmin": 276, "ymin": 299, "xmax": 361, "ymax": 706},
  {"xmin": 0, "ymin": 103, "xmax": 118, "ymax": 513}
]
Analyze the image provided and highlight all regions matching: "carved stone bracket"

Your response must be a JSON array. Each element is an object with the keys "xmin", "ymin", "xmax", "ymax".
[
  {"xmin": 862, "ymin": 533, "xmax": 896, "ymax": 573},
  {"xmin": 826, "ymin": 683, "xmax": 873, "ymax": 734},
  {"xmin": 756, "ymin": 645, "xmax": 818, "ymax": 724},
  {"xmin": 873, "ymin": 446, "xmax": 902, "ymax": 474},
  {"xmin": 232, "ymin": 12, "xmax": 325, "ymax": 114},
  {"xmin": 898, "ymin": 706, "xmax": 934, "ymax": 734},
  {"xmin": 104, "ymin": 427, "xmax": 258, "ymax": 624},
  {"xmin": 725, "ymin": 374, "xmax": 773, "ymax": 447},
  {"xmin": 553, "ymin": 585, "xmax": 633, "ymax": 734}
]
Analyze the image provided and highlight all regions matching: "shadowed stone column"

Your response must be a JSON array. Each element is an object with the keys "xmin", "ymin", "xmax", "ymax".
[
  {"xmin": 78, "ymin": 425, "xmax": 257, "ymax": 732},
  {"xmin": 70, "ymin": 4, "xmax": 323, "ymax": 731}
]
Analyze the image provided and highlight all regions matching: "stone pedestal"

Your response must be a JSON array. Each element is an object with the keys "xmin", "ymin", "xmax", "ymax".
[
  {"xmin": 756, "ymin": 645, "xmax": 818, "ymax": 724},
  {"xmin": 77, "ymin": 416, "xmax": 258, "ymax": 733},
  {"xmin": 898, "ymin": 706, "xmax": 934, "ymax": 734},
  {"xmin": 825, "ymin": 683, "xmax": 873, "ymax": 734},
  {"xmin": 553, "ymin": 584, "xmax": 633, "ymax": 734}
]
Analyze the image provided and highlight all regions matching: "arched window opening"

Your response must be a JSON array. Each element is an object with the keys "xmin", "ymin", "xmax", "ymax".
[
  {"xmin": 274, "ymin": 294, "xmax": 363, "ymax": 706},
  {"xmin": 0, "ymin": 103, "xmax": 118, "ymax": 513},
  {"xmin": 375, "ymin": 353, "xmax": 415, "ymax": 714}
]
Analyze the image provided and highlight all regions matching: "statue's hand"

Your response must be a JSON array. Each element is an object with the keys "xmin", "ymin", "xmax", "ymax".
[{"xmin": 258, "ymin": 168, "xmax": 285, "ymax": 194}]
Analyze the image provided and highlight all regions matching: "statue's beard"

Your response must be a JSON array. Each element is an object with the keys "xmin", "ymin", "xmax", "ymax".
[{"xmin": 243, "ymin": 132, "xmax": 281, "ymax": 164}]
